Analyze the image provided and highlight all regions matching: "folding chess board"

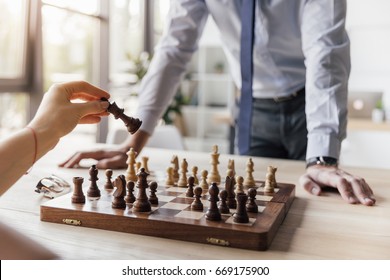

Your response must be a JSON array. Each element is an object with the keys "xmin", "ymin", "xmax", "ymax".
[{"xmin": 40, "ymin": 179, "xmax": 295, "ymax": 251}]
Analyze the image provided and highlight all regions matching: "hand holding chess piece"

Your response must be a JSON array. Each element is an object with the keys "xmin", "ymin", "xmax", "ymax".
[{"xmin": 101, "ymin": 98, "xmax": 142, "ymax": 134}]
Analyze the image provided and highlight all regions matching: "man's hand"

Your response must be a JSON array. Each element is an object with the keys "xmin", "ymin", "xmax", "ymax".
[
  {"xmin": 59, "ymin": 130, "xmax": 151, "ymax": 169},
  {"xmin": 299, "ymin": 165, "xmax": 376, "ymax": 206},
  {"xmin": 58, "ymin": 148, "xmax": 128, "ymax": 169}
]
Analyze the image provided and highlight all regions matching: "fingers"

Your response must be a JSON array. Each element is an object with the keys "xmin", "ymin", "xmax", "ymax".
[
  {"xmin": 75, "ymin": 101, "xmax": 110, "ymax": 120},
  {"xmin": 96, "ymin": 154, "xmax": 127, "ymax": 169},
  {"xmin": 58, "ymin": 150, "xmax": 107, "ymax": 168},
  {"xmin": 303, "ymin": 166, "xmax": 376, "ymax": 206},
  {"xmin": 299, "ymin": 174, "xmax": 322, "ymax": 196},
  {"xmin": 59, "ymin": 150, "xmax": 127, "ymax": 169},
  {"xmin": 59, "ymin": 81, "xmax": 110, "ymax": 101}
]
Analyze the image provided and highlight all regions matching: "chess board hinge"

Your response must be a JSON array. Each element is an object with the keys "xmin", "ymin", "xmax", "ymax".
[
  {"xmin": 62, "ymin": 218, "xmax": 82, "ymax": 226},
  {"xmin": 206, "ymin": 237, "xmax": 230, "ymax": 247}
]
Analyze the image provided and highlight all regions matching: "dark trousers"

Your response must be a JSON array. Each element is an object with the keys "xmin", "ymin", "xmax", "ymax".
[{"xmin": 235, "ymin": 89, "xmax": 307, "ymax": 160}]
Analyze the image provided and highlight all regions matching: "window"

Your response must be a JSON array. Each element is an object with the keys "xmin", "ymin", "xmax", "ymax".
[{"xmin": 0, "ymin": 0, "xmax": 30, "ymax": 136}]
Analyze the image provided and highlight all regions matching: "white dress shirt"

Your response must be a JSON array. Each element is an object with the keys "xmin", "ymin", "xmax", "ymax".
[{"xmin": 136, "ymin": 0, "xmax": 350, "ymax": 160}]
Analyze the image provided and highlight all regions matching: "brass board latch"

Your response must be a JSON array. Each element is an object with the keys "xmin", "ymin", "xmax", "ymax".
[
  {"xmin": 62, "ymin": 219, "xmax": 81, "ymax": 226},
  {"xmin": 206, "ymin": 237, "xmax": 230, "ymax": 247}
]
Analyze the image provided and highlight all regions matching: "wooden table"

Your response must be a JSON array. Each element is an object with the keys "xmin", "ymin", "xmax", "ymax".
[{"xmin": 1, "ymin": 134, "xmax": 389, "ymax": 260}]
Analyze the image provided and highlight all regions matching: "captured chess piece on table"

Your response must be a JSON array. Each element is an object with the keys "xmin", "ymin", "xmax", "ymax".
[{"xmin": 101, "ymin": 98, "xmax": 142, "ymax": 134}]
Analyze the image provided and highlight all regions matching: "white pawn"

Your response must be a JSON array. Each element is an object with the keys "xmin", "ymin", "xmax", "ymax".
[
  {"xmin": 235, "ymin": 176, "xmax": 245, "ymax": 195},
  {"xmin": 199, "ymin": 169, "xmax": 209, "ymax": 194},
  {"xmin": 165, "ymin": 166, "xmax": 175, "ymax": 186},
  {"xmin": 192, "ymin": 166, "xmax": 199, "ymax": 185}
]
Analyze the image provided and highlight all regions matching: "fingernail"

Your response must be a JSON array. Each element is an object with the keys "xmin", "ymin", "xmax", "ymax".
[
  {"xmin": 348, "ymin": 196, "xmax": 357, "ymax": 204},
  {"xmin": 311, "ymin": 186, "xmax": 320, "ymax": 195},
  {"xmin": 101, "ymin": 101, "xmax": 109, "ymax": 109},
  {"xmin": 364, "ymin": 197, "xmax": 374, "ymax": 205}
]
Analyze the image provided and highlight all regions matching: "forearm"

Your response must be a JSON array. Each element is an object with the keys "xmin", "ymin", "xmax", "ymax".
[
  {"xmin": 0, "ymin": 127, "xmax": 59, "ymax": 195},
  {"xmin": 301, "ymin": 0, "xmax": 350, "ymax": 159}
]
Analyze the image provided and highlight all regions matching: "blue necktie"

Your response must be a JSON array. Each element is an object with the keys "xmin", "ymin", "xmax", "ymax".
[{"xmin": 238, "ymin": 0, "xmax": 255, "ymax": 155}]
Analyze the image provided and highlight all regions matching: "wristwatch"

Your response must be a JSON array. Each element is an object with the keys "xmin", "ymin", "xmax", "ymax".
[{"xmin": 306, "ymin": 156, "xmax": 338, "ymax": 169}]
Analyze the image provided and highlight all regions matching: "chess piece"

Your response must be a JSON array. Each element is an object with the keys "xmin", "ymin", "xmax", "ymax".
[
  {"xmin": 207, "ymin": 145, "xmax": 221, "ymax": 184},
  {"xmin": 186, "ymin": 176, "xmax": 195, "ymax": 197},
  {"xmin": 246, "ymin": 188, "xmax": 258, "ymax": 213},
  {"xmin": 227, "ymin": 159, "xmax": 235, "ymax": 178},
  {"xmin": 171, "ymin": 155, "xmax": 180, "ymax": 183},
  {"xmin": 233, "ymin": 193, "xmax": 249, "ymax": 223},
  {"xmin": 177, "ymin": 158, "xmax": 188, "ymax": 188},
  {"xmin": 141, "ymin": 156, "xmax": 150, "ymax": 173},
  {"xmin": 225, "ymin": 174, "xmax": 236, "ymax": 209},
  {"xmin": 102, "ymin": 98, "xmax": 142, "ymax": 134},
  {"xmin": 165, "ymin": 166, "xmax": 175, "ymax": 185},
  {"xmin": 125, "ymin": 181, "xmax": 136, "ymax": 204},
  {"xmin": 243, "ymin": 158, "xmax": 256, "ymax": 188},
  {"xmin": 234, "ymin": 175, "xmax": 245, "ymax": 195},
  {"xmin": 104, "ymin": 169, "xmax": 114, "ymax": 190},
  {"xmin": 112, "ymin": 175, "xmax": 127, "ymax": 209},
  {"xmin": 148, "ymin": 181, "xmax": 158, "ymax": 205},
  {"xmin": 87, "ymin": 165, "xmax": 101, "ymax": 198},
  {"xmin": 191, "ymin": 186, "xmax": 203, "ymax": 211},
  {"xmin": 191, "ymin": 166, "xmax": 199, "ymax": 185},
  {"xmin": 264, "ymin": 166, "xmax": 277, "ymax": 193},
  {"xmin": 71, "ymin": 177, "xmax": 85, "ymax": 203},
  {"xmin": 135, "ymin": 161, "xmax": 142, "ymax": 172},
  {"xmin": 133, "ymin": 168, "xmax": 152, "ymax": 212},
  {"xmin": 205, "ymin": 182, "xmax": 221, "ymax": 221},
  {"xmin": 218, "ymin": 189, "xmax": 230, "ymax": 214},
  {"xmin": 125, "ymin": 148, "xmax": 137, "ymax": 182},
  {"xmin": 199, "ymin": 169, "xmax": 209, "ymax": 194}
]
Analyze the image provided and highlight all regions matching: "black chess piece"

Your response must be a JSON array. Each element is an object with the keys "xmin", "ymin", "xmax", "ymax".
[
  {"xmin": 148, "ymin": 181, "xmax": 158, "ymax": 205},
  {"xmin": 112, "ymin": 175, "xmax": 127, "ymax": 209},
  {"xmin": 205, "ymin": 182, "xmax": 221, "ymax": 221},
  {"xmin": 191, "ymin": 186, "xmax": 203, "ymax": 211},
  {"xmin": 186, "ymin": 176, "xmax": 195, "ymax": 197},
  {"xmin": 225, "ymin": 175, "xmax": 237, "ymax": 209},
  {"xmin": 218, "ymin": 189, "xmax": 230, "ymax": 214},
  {"xmin": 87, "ymin": 165, "xmax": 101, "ymax": 198},
  {"xmin": 125, "ymin": 181, "xmax": 136, "ymax": 204},
  {"xmin": 233, "ymin": 193, "xmax": 249, "ymax": 223},
  {"xmin": 102, "ymin": 98, "xmax": 142, "ymax": 134},
  {"xmin": 246, "ymin": 188, "xmax": 258, "ymax": 213},
  {"xmin": 133, "ymin": 168, "xmax": 152, "ymax": 212},
  {"xmin": 71, "ymin": 177, "xmax": 85, "ymax": 204},
  {"xmin": 104, "ymin": 169, "xmax": 114, "ymax": 190}
]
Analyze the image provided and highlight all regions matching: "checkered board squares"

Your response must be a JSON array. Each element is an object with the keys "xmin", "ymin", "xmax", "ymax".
[{"xmin": 41, "ymin": 180, "xmax": 295, "ymax": 251}]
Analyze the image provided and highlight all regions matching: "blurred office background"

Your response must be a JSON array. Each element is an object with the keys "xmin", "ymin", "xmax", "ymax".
[{"xmin": 1, "ymin": 0, "xmax": 390, "ymax": 168}]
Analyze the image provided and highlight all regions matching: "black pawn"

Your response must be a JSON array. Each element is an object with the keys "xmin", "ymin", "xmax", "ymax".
[
  {"xmin": 205, "ymin": 183, "xmax": 221, "ymax": 221},
  {"xmin": 186, "ymin": 176, "xmax": 195, "ymax": 197},
  {"xmin": 125, "ymin": 181, "xmax": 136, "ymax": 203},
  {"xmin": 246, "ymin": 188, "xmax": 258, "ymax": 213},
  {"xmin": 149, "ymin": 181, "xmax": 159, "ymax": 205},
  {"xmin": 87, "ymin": 165, "xmax": 101, "ymax": 198},
  {"xmin": 104, "ymin": 169, "xmax": 114, "ymax": 190},
  {"xmin": 218, "ymin": 189, "xmax": 230, "ymax": 214},
  {"xmin": 191, "ymin": 186, "xmax": 203, "ymax": 211},
  {"xmin": 233, "ymin": 193, "xmax": 249, "ymax": 223}
]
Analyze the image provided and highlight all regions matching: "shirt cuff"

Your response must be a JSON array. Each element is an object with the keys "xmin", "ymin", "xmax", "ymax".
[
  {"xmin": 306, "ymin": 133, "xmax": 341, "ymax": 160},
  {"xmin": 135, "ymin": 110, "xmax": 159, "ymax": 136}
]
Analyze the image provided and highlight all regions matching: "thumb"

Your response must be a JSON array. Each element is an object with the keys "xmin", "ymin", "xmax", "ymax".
[
  {"xmin": 299, "ymin": 174, "xmax": 322, "ymax": 196},
  {"xmin": 75, "ymin": 100, "xmax": 109, "ymax": 116}
]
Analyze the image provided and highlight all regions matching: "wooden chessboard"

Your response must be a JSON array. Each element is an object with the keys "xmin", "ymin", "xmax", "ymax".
[{"xmin": 40, "ymin": 178, "xmax": 295, "ymax": 251}]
